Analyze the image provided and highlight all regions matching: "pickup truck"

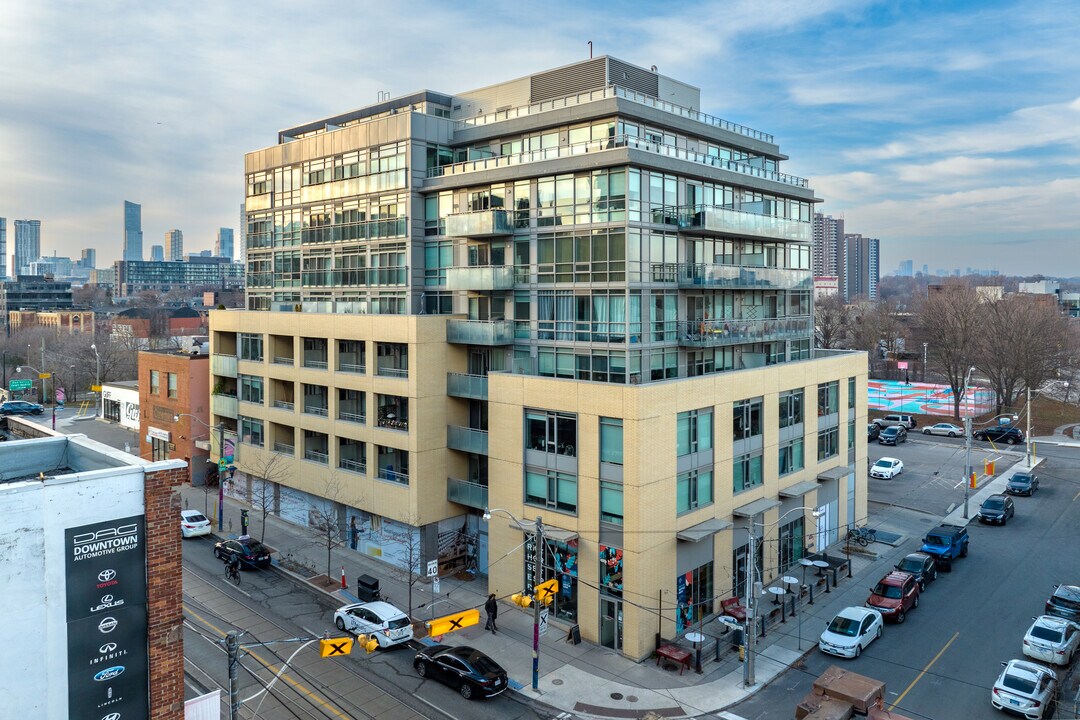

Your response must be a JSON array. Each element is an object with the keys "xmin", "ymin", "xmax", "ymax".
[{"xmin": 919, "ymin": 524, "xmax": 969, "ymax": 571}]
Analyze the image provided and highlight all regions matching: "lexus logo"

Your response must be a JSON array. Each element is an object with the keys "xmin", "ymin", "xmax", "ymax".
[
  {"xmin": 98, "ymin": 617, "xmax": 118, "ymax": 633},
  {"xmin": 98, "ymin": 569, "xmax": 116, "ymax": 582},
  {"xmin": 100, "ymin": 643, "xmax": 118, "ymax": 654},
  {"xmin": 101, "ymin": 594, "xmax": 114, "ymax": 604}
]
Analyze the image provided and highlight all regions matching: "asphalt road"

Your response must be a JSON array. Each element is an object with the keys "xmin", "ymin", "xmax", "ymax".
[
  {"xmin": 182, "ymin": 534, "xmax": 552, "ymax": 720},
  {"xmin": 732, "ymin": 440, "xmax": 1080, "ymax": 720}
]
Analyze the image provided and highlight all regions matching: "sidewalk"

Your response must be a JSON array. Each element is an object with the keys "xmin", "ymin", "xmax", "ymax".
[{"xmin": 40, "ymin": 410, "xmax": 1036, "ymax": 719}]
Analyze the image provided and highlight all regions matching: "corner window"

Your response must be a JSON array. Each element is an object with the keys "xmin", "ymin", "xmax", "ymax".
[
  {"xmin": 817, "ymin": 426, "xmax": 840, "ymax": 461},
  {"xmin": 677, "ymin": 409, "xmax": 713, "ymax": 456},
  {"xmin": 600, "ymin": 417, "xmax": 623, "ymax": 465},
  {"xmin": 239, "ymin": 333, "xmax": 264, "ymax": 361},
  {"xmin": 848, "ymin": 377, "xmax": 856, "ymax": 409},
  {"xmin": 817, "ymin": 381, "xmax": 839, "ymax": 416},
  {"xmin": 600, "ymin": 481, "xmax": 623, "ymax": 524},
  {"xmin": 677, "ymin": 470, "xmax": 713, "ymax": 514},
  {"xmin": 525, "ymin": 409, "xmax": 577, "ymax": 457},
  {"xmin": 779, "ymin": 389, "xmax": 804, "ymax": 428}
]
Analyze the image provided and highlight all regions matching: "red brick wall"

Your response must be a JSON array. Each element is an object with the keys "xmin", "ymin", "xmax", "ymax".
[{"xmin": 145, "ymin": 465, "xmax": 187, "ymax": 720}]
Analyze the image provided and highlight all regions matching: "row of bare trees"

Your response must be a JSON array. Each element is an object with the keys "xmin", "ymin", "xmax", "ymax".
[{"xmin": 816, "ymin": 282, "xmax": 1078, "ymax": 419}]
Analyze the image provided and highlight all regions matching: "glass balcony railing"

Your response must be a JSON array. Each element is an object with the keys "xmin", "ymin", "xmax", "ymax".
[
  {"xmin": 677, "ymin": 316, "xmax": 813, "ymax": 347},
  {"xmin": 446, "ymin": 319, "xmax": 515, "ymax": 346},
  {"xmin": 273, "ymin": 442, "xmax": 294, "ymax": 455},
  {"xmin": 211, "ymin": 354, "xmax": 237, "ymax": 378},
  {"xmin": 447, "ymin": 477, "xmax": 489, "ymax": 510},
  {"xmin": 446, "ymin": 265, "xmax": 515, "ymax": 291},
  {"xmin": 338, "ymin": 411, "xmax": 366, "ymax": 424},
  {"xmin": 447, "ymin": 425, "xmax": 489, "ymax": 455},
  {"xmin": 304, "ymin": 449, "xmax": 329, "ymax": 464},
  {"xmin": 303, "ymin": 405, "xmax": 329, "ymax": 417},
  {"xmin": 679, "ymin": 206, "xmax": 812, "ymax": 242},
  {"xmin": 445, "ymin": 209, "xmax": 513, "ymax": 237},
  {"xmin": 677, "ymin": 263, "xmax": 812, "ymax": 290},
  {"xmin": 446, "ymin": 373, "xmax": 488, "ymax": 400},
  {"xmin": 211, "ymin": 394, "xmax": 238, "ymax": 419},
  {"xmin": 272, "ymin": 356, "xmax": 294, "ymax": 366},
  {"xmin": 339, "ymin": 458, "xmax": 367, "ymax": 474},
  {"xmin": 272, "ymin": 400, "xmax": 295, "ymax": 411}
]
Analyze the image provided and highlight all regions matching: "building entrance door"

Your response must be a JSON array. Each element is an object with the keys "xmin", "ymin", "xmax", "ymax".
[{"xmin": 600, "ymin": 597, "xmax": 622, "ymax": 651}]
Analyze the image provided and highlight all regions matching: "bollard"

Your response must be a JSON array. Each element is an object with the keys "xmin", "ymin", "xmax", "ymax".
[
  {"xmin": 759, "ymin": 616, "xmax": 767, "ymax": 639},
  {"xmin": 808, "ymin": 583, "xmax": 815, "ymax": 605}
]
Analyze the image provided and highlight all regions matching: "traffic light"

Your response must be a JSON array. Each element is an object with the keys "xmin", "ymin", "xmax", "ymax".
[
  {"xmin": 535, "ymin": 578, "xmax": 559, "ymax": 606},
  {"xmin": 355, "ymin": 633, "xmax": 379, "ymax": 653},
  {"xmin": 511, "ymin": 592, "xmax": 533, "ymax": 608}
]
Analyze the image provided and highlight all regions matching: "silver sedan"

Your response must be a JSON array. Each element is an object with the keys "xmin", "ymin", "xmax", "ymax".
[{"xmin": 922, "ymin": 423, "xmax": 964, "ymax": 438}]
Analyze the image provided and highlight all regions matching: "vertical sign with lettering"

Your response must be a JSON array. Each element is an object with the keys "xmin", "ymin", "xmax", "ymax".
[{"xmin": 65, "ymin": 515, "xmax": 149, "ymax": 720}]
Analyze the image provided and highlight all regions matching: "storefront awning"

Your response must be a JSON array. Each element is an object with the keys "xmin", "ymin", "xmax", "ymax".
[
  {"xmin": 732, "ymin": 497, "xmax": 781, "ymax": 518},
  {"xmin": 508, "ymin": 518, "xmax": 578, "ymax": 544},
  {"xmin": 817, "ymin": 465, "xmax": 853, "ymax": 483},
  {"xmin": 778, "ymin": 480, "xmax": 819, "ymax": 498},
  {"xmin": 676, "ymin": 517, "xmax": 734, "ymax": 542}
]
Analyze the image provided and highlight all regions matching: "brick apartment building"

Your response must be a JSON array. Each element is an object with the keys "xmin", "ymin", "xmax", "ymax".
[{"xmin": 138, "ymin": 349, "xmax": 211, "ymax": 484}]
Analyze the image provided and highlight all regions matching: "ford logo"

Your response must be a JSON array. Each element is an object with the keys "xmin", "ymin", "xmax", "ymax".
[
  {"xmin": 100, "ymin": 642, "xmax": 118, "ymax": 654},
  {"xmin": 98, "ymin": 569, "xmax": 117, "ymax": 582},
  {"xmin": 94, "ymin": 666, "xmax": 125, "ymax": 681},
  {"xmin": 98, "ymin": 617, "xmax": 118, "ymax": 634}
]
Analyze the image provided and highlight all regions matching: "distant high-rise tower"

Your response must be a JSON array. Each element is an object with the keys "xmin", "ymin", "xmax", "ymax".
[
  {"xmin": 0, "ymin": 217, "xmax": 6, "ymax": 279},
  {"xmin": 14, "ymin": 219, "xmax": 41, "ymax": 275},
  {"xmin": 812, "ymin": 213, "xmax": 844, "ymax": 279},
  {"xmin": 899, "ymin": 259, "xmax": 913, "ymax": 277},
  {"xmin": 80, "ymin": 248, "xmax": 96, "ymax": 269},
  {"xmin": 166, "ymin": 229, "xmax": 183, "ymax": 261},
  {"xmin": 216, "ymin": 228, "xmax": 234, "ymax": 261},
  {"xmin": 150, "ymin": 244, "xmax": 165, "ymax": 262},
  {"xmin": 842, "ymin": 233, "xmax": 880, "ymax": 302},
  {"xmin": 123, "ymin": 201, "xmax": 143, "ymax": 261},
  {"xmin": 238, "ymin": 203, "xmax": 246, "ymax": 265}
]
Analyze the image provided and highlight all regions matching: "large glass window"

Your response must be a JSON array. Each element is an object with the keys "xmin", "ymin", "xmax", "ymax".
[
  {"xmin": 600, "ymin": 481, "xmax": 623, "ymax": 525},
  {"xmin": 150, "ymin": 370, "xmax": 159, "ymax": 395},
  {"xmin": 779, "ymin": 389, "xmax": 804, "ymax": 428},
  {"xmin": 167, "ymin": 373, "xmax": 177, "ymax": 399},
  {"xmin": 239, "ymin": 375, "xmax": 263, "ymax": 405},
  {"xmin": 239, "ymin": 333, "xmax": 263, "ymax": 361},
  {"xmin": 525, "ymin": 535, "xmax": 578, "ymax": 623},
  {"xmin": 240, "ymin": 417, "xmax": 264, "ymax": 447},
  {"xmin": 676, "ymin": 470, "xmax": 713, "ymax": 514},
  {"xmin": 733, "ymin": 398, "xmax": 763, "ymax": 441},
  {"xmin": 778, "ymin": 516, "xmax": 805, "ymax": 572},
  {"xmin": 525, "ymin": 410, "xmax": 577, "ymax": 457},
  {"xmin": 779, "ymin": 438, "xmax": 804, "ymax": 475},
  {"xmin": 733, "ymin": 453, "xmax": 763, "ymax": 493},
  {"xmin": 600, "ymin": 417, "xmax": 623, "ymax": 465},
  {"xmin": 677, "ymin": 409, "xmax": 713, "ymax": 456},
  {"xmin": 676, "ymin": 562, "xmax": 714, "ymax": 633},
  {"xmin": 848, "ymin": 377, "xmax": 856, "ymax": 409},
  {"xmin": 817, "ymin": 426, "xmax": 840, "ymax": 461},
  {"xmin": 818, "ymin": 381, "xmax": 839, "ymax": 416},
  {"xmin": 525, "ymin": 469, "xmax": 577, "ymax": 513},
  {"xmin": 599, "ymin": 545, "xmax": 623, "ymax": 595}
]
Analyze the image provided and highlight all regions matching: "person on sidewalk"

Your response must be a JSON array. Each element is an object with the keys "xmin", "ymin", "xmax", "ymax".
[
  {"xmin": 484, "ymin": 594, "xmax": 498, "ymax": 634},
  {"xmin": 349, "ymin": 517, "xmax": 360, "ymax": 550}
]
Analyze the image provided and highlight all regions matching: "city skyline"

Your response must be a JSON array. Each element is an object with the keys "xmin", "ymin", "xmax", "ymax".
[{"xmin": 2, "ymin": 1, "xmax": 1079, "ymax": 273}]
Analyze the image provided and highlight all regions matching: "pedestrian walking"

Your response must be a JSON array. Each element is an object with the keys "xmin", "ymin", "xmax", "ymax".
[
  {"xmin": 484, "ymin": 593, "xmax": 498, "ymax": 634},
  {"xmin": 349, "ymin": 517, "xmax": 360, "ymax": 550}
]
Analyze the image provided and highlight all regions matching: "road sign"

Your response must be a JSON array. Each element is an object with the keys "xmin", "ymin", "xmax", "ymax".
[
  {"xmin": 426, "ymin": 560, "xmax": 439, "ymax": 578},
  {"xmin": 535, "ymin": 578, "xmax": 559, "ymax": 605},
  {"xmin": 218, "ymin": 459, "xmax": 227, "ymax": 472},
  {"xmin": 8, "ymin": 379, "xmax": 32, "ymax": 391},
  {"xmin": 319, "ymin": 637, "xmax": 353, "ymax": 657},
  {"xmin": 38, "ymin": 373, "xmax": 51, "ymax": 379},
  {"xmin": 539, "ymin": 608, "xmax": 549, "ymax": 636},
  {"xmin": 90, "ymin": 384, "xmax": 102, "ymax": 392},
  {"xmin": 427, "ymin": 609, "xmax": 479, "ymax": 636},
  {"xmin": 432, "ymin": 577, "xmax": 440, "ymax": 595}
]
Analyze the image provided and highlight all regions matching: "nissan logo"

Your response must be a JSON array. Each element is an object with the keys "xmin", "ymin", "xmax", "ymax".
[
  {"xmin": 98, "ymin": 617, "xmax": 118, "ymax": 633},
  {"xmin": 101, "ymin": 594, "xmax": 114, "ymax": 604},
  {"xmin": 98, "ymin": 569, "xmax": 117, "ymax": 582},
  {"xmin": 100, "ymin": 643, "xmax": 118, "ymax": 654},
  {"xmin": 102, "ymin": 714, "xmax": 121, "ymax": 720},
  {"xmin": 93, "ymin": 666, "xmax": 125, "ymax": 681}
]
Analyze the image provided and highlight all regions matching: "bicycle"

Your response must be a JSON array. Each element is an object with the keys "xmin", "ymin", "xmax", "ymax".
[
  {"xmin": 225, "ymin": 563, "xmax": 241, "ymax": 585},
  {"xmin": 849, "ymin": 527, "xmax": 877, "ymax": 547}
]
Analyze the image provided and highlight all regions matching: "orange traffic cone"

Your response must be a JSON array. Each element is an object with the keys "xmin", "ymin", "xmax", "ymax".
[{"xmin": 340, "ymin": 566, "xmax": 347, "ymax": 589}]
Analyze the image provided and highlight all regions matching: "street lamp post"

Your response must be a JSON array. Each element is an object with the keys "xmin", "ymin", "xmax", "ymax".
[
  {"xmin": 962, "ymin": 366, "xmax": 976, "ymax": 520},
  {"xmin": 922, "ymin": 342, "xmax": 928, "ymax": 383},
  {"xmin": 70, "ymin": 365, "xmax": 77, "ymax": 404},
  {"xmin": 91, "ymin": 343, "xmax": 101, "ymax": 416},
  {"xmin": 176, "ymin": 412, "xmax": 226, "ymax": 531},
  {"xmin": 17, "ymin": 365, "xmax": 57, "ymax": 429},
  {"xmin": 482, "ymin": 507, "xmax": 543, "ymax": 692}
]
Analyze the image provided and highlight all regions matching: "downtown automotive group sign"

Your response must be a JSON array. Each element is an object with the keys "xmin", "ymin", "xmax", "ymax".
[{"xmin": 65, "ymin": 515, "xmax": 149, "ymax": 720}]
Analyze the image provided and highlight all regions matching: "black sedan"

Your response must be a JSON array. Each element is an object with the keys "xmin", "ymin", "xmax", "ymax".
[
  {"xmin": 1006, "ymin": 472, "xmax": 1039, "ymax": 496},
  {"xmin": 414, "ymin": 645, "xmax": 508, "ymax": 700},
  {"xmin": 213, "ymin": 537, "xmax": 272, "ymax": 569},
  {"xmin": 895, "ymin": 552, "xmax": 938, "ymax": 591},
  {"xmin": 978, "ymin": 494, "xmax": 1015, "ymax": 525},
  {"xmin": 0, "ymin": 400, "xmax": 45, "ymax": 416},
  {"xmin": 867, "ymin": 423, "xmax": 881, "ymax": 441}
]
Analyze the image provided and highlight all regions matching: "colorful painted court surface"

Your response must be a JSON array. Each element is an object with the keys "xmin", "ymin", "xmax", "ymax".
[{"xmin": 868, "ymin": 379, "xmax": 995, "ymax": 417}]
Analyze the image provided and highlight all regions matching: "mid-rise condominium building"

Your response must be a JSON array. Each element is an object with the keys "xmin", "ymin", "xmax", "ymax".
[
  {"xmin": 210, "ymin": 56, "xmax": 866, "ymax": 660},
  {"xmin": 216, "ymin": 228, "xmax": 234, "ymax": 262},
  {"xmin": 114, "ymin": 256, "xmax": 244, "ymax": 298},
  {"xmin": 0, "ymin": 217, "xmax": 6, "ymax": 279},
  {"xmin": 123, "ymin": 200, "xmax": 144, "ymax": 261},
  {"xmin": 167, "ymin": 229, "xmax": 184, "ymax": 261},
  {"xmin": 13, "ymin": 219, "xmax": 41, "ymax": 276}
]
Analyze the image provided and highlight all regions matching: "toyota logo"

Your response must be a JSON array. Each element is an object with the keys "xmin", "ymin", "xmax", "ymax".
[
  {"xmin": 98, "ymin": 569, "xmax": 116, "ymax": 582},
  {"xmin": 93, "ymin": 666, "xmax": 125, "ymax": 682},
  {"xmin": 98, "ymin": 617, "xmax": 118, "ymax": 633},
  {"xmin": 102, "ymin": 714, "xmax": 121, "ymax": 720},
  {"xmin": 101, "ymin": 594, "xmax": 114, "ymax": 604},
  {"xmin": 100, "ymin": 642, "xmax": 118, "ymax": 654}
]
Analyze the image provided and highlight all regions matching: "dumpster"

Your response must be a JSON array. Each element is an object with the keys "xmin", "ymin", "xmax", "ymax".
[{"xmin": 985, "ymin": 459, "xmax": 995, "ymax": 475}]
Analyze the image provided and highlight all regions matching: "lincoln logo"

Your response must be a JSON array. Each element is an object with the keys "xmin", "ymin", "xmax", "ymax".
[
  {"xmin": 93, "ymin": 666, "xmax": 125, "ymax": 682},
  {"xmin": 99, "ymin": 643, "xmax": 118, "ymax": 654},
  {"xmin": 97, "ymin": 617, "xmax": 118, "ymax": 634},
  {"xmin": 98, "ymin": 569, "xmax": 117, "ymax": 582}
]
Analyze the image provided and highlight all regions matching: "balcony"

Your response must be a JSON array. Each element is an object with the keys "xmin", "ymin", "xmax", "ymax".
[
  {"xmin": 273, "ymin": 442, "xmax": 294, "ymax": 455},
  {"xmin": 446, "ymin": 319, "xmax": 515, "ymax": 346},
  {"xmin": 679, "ymin": 206, "xmax": 811, "ymax": 242},
  {"xmin": 445, "ymin": 209, "xmax": 513, "ymax": 237},
  {"xmin": 211, "ymin": 354, "xmax": 238, "ymax": 378},
  {"xmin": 447, "ymin": 425, "xmax": 489, "ymax": 455},
  {"xmin": 338, "ymin": 411, "xmax": 366, "ymax": 424},
  {"xmin": 211, "ymin": 394, "xmax": 238, "ymax": 419},
  {"xmin": 447, "ymin": 477, "xmax": 489, "ymax": 510},
  {"xmin": 273, "ymin": 400, "xmax": 295, "ymax": 412},
  {"xmin": 677, "ymin": 263, "xmax": 812, "ymax": 290},
  {"xmin": 446, "ymin": 265, "xmax": 515, "ymax": 291},
  {"xmin": 446, "ymin": 373, "xmax": 488, "ymax": 400},
  {"xmin": 303, "ymin": 405, "xmax": 329, "ymax": 417},
  {"xmin": 304, "ymin": 449, "xmax": 329, "ymax": 464},
  {"xmin": 339, "ymin": 458, "xmax": 367, "ymax": 474},
  {"xmin": 272, "ymin": 356, "xmax": 294, "ymax": 366},
  {"xmin": 678, "ymin": 316, "xmax": 813, "ymax": 347}
]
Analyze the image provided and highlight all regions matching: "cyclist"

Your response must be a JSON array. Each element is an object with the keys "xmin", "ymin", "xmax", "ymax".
[{"xmin": 226, "ymin": 556, "xmax": 241, "ymax": 582}]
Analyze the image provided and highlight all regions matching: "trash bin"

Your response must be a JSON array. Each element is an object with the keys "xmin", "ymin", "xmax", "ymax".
[
  {"xmin": 355, "ymin": 574, "xmax": 380, "ymax": 602},
  {"xmin": 985, "ymin": 459, "xmax": 995, "ymax": 475}
]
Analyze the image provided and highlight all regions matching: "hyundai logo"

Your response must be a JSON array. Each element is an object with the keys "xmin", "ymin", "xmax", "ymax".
[
  {"xmin": 102, "ymin": 714, "xmax": 121, "ymax": 720},
  {"xmin": 99, "ymin": 643, "xmax": 118, "ymax": 654},
  {"xmin": 98, "ymin": 617, "xmax": 118, "ymax": 634},
  {"xmin": 93, "ymin": 666, "xmax": 125, "ymax": 682},
  {"xmin": 98, "ymin": 569, "xmax": 116, "ymax": 582}
]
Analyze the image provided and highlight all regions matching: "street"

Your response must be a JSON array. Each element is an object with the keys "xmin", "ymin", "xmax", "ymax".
[{"xmin": 732, "ymin": 438, "xmax": 1080, "ymax": 720}]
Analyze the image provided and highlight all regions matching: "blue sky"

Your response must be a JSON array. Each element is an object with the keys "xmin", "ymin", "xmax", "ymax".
[{"xmin": 2, "ymin": 0, "xmax": 1078, "ymax": 275}]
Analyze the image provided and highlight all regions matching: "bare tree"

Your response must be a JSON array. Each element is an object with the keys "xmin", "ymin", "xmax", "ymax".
[
  {"xmin": 814, "ymin": 294, "xmax": 850, "ymax": 349},
  {"xmin": 381, "ymin": 513, "xmax": 425, "ymax": 616},
  {"xmin": 848, "ymin": 298, "xmax": 909, "ymax": 377},
  {"xmin": 917, "ymin": 282, "xmax": 983, "ymax": 419},
  {"xmin": 307, "ymin": 474, "xmax": 363, "ymax": 583},
  {"xmin": 243, "ymin": 452, "xmax": 290, "ymax": 544}
]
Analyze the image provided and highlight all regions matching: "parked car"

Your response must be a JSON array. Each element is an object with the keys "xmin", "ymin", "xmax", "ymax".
[
  {"xmin": 213, "ymin": 537, "xmax": 272, "ymax": 569},
  {"xmin": 878, "ymin": 426, "xmax": 908, "ymax": 446},
  {"xmin": 978, "ymin": 494, "xmax": 1015, "ymax": 525},
  {"xmin": 922, "ymin": 422, "xmax": 964, "ymax": 437},
  {"xmin": 414, "ymin": 645, "xmax": 508, "ymax": 699},
  {"xmin": 920, "ymin": 523, "xmax": 968, "ymax": 571},
  {"xmin": 895, "ymin": 552, "xmax": 938, "ymax": 591},
  {"xmin": 1045, "ymin": 584, "xmax": 1080, "ymax": 621},
  {"xmin": 973, "ymin": 426, "xmax": 1024, "ymax": 445},
  {"xmin": 1007, "ymin": 472, "xmax": 1039, "ymax": 496},
  {"xmin": 873, "ymin": 414, "xmax": 917, "ymax": 429},
  {"xmin": 1023, "ymin": 615, "xmax": 1080, "ymax": 666},
  {"xmin": 334, "ymin": 601, "xmax": 414, "ymax": 648},
  {"xmin": 180, "ymin": 509, "xmax": 212, "ymax": 538},
  {"xmin": 0, "ymin": 400, "xmax": 44, "ymax": 416},
  {"xmin": 869, "ymin": 457, "xmax": 904, "ymax": 479},
  {"xmin": 866, "ymin": 570, "xmax": 920, "ymax": 623},
  {"xmin": 991, "ymin": 659, "xmax": 1057, "ymax": 719},
  {"xmin": 818, "ymin": 606, "xmax": 883, "ymax": 659},
  {"xmin": 867, "ymin": 423, "xmax": 881, "ymax": 442}
]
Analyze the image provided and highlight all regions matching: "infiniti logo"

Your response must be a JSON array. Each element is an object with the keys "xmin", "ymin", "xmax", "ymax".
[
  {"xmin": 98, "ymin": 617, "xmax": 118, "ymax": 633},
  {"xmin": 93, "ymin": 665, "xmax": 125, "ymax": 682},
  {"xmin": 98, "ymin": 569, "xmax": 117, "ymax": 583},
  {"xmin": 100, "ymin": 643, "xmax": 118, "ymax": 654}
]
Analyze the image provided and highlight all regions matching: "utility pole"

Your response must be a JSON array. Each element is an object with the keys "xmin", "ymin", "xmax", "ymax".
[
  {"xmin": 744, "ymin": 524, "xmax": 757, "ymax": 686},
  {"xmin": 226, "ymin": 630, "xmax": 240, "ymax": 720},
  {"xmin": 40, "ymin": 337, "xmax": 47, "ymax": 405},
  {"xmin": 963, "ymin": 416, "xmax": 973, "ymax": 519},
  {"xmin": 1025, "ymin": 386, "xmax": 1032, "ymax": 466},
  {"xmin": 922, "ymin": 342, "xmax": 928, "ymax": 382},
  {"xmin": 218, "ymin": 422, "xmax": 226, "ymax": 531},
  {"xmin": 532, "ymin": 516, "xmax": 543, "ymax": 692}
]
